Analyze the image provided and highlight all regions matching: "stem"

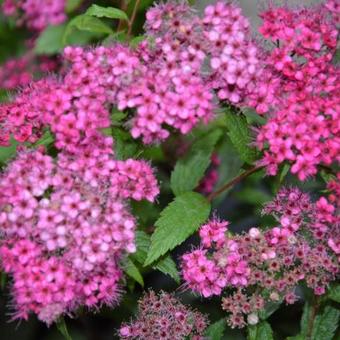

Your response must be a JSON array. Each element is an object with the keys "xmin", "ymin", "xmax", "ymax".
[
  {"xmin": 207, "ymin": 165, "xmax": 264, "ymax": 202},
  {"xmin": 127, "ymin": 0, "xmax": 141, "ymax": 37},
  {"xmin": 117, "ymin": 0, "xmax": 128, "ymax": 32},
  {"xmin": 306, "ymin": 297, "xmax": 320, "ymax": 340}
]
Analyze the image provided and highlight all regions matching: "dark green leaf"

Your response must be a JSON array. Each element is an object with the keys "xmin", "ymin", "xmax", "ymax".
[
  {"xmin": 33, "ymin": 130, "xmax": 54, "ymax": 147},
  {"xmin": 259, "ymin": 301, "xmax": 282, "ymax": 320},
  {"xmin": 124, "ymin": 258, "xmax": 144, "ymax": 287},
  {"xmin": 56, "ymin": 317, "xmax": 72, "ymax": 340},
  {"xmin": 112, "ymin": 129, "xmax": 139, "ymax": 160},
  {"xmin": 328, "ymin": 284, "xmax": 340, "ymax": 303},
  {"xmin": 205, "ymin": 319, "xmax": 225, "ymax": 340},
  {"xmin": 132, "ymin": 231, "xmax": 180, "ymax": 283},
  {"xmin": 35, "ymin": 24, "xmax": 66, "ymax": 55},
  {"xmin": 170, "ymin": 129, "xmax": 222, "ymax": 196},
  {"xmin": 247, "ymin": 321, "xmax": 274, "ymax": 340},
  {"xmin": 145, "ymin": 192, "xmax": 210, "ymax": 265},
  {"xmin": 311, "ymin": 306, "xmax": 340, "ymax": 340},
  {"xmin": 225, "ymin": 111, "xmax": 257, "ymax": 164},
  {"xmin": 86, "ymin": 4, "xmax": 129, "ymax": 21},
  {"xmin": 300, "ymin": 301, "xmax": 312, "ymax": 337}
]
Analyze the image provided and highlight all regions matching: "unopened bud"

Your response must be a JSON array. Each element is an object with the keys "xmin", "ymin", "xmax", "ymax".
[{"xmin": 247, "ymin": 313, "xmax": 259, "ymax": 325}]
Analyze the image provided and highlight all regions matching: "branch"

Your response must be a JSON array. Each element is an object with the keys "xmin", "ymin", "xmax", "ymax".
[
  {"xmin": 127, "ymin": 0, "xmax": 141, "ymax": 37},
  {"xmin": 207, "ymin": 165, "xmax": 264, "ymax": 202}
]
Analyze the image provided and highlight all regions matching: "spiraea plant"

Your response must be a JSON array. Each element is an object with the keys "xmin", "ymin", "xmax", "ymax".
[{"xmin": 0, "ymin": 0, "xmax": 338, "ymax": 339}]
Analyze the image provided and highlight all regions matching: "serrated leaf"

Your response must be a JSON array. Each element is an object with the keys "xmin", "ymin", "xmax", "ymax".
[
  {"xmin": 86, "ymin": 4, "xmax": 129, "ymax": 21},
  {"xmin": 225, "ymin": 111, "xmax": 257, "ymax": 164},
  {"xmin": 170, "ymin": 130, "xmax": 222, "ymax": 196},
  {"xmin": 132, "ymin": 231, "xmax": 180, "ymax": 283},
  {"xmin": 63, "ymin": 15, "xmax": 113, "ymax": 45},
  {"xmin": 35, "ymin": 24, "xmax": 66, "ymax": 55},
  {"xmin": 66, "ymin": 0, "xmax": 82, "ymax": 13},
  {"xmin": 112, "ymin": 128, "xmax": 139, "ymax": 160},
  {"xmin": 311, "ymin": 306, "xmax": 340, "ymax": 340},
  {"xmin": 124, "ymin": 258, "xmax": 144, "ymax": 287},
  {"xmin": 130, "ymin": 35, "xmax": 145, "ymax": 47},
  {"xmin": 56, "ymin": 317, "xmax": 72, "ymax": 340},
  {"xmin": 328, "ymin": 284, "xmax": 340, "ymax": 303},
  {"xmin": 145, "ymin": 192, "xmax": 210, "ymax": 265},
  {"xmin": 247, "ymin": 321, "xmax": 274, "ymax": 340},
  {"xmin": 205, "ymin": 319, "xmax": 225, "ymax": 340}
]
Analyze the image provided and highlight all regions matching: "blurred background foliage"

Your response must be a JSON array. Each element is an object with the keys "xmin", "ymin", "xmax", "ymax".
[{"xmin": 0, "ymin": 0, "xmax": 336, "ymax": 339}]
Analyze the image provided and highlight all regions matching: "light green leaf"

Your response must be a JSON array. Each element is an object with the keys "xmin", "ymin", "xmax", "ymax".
[
  {"xmin": 56, "ymin": 317, "xmax": 72, "ymax": 340},
  {"xmin": 35, "ymin": 24, "xmax": 66, "ymax": 55},
  {"xmin": 132, "ymin": 231, "xmax": 180, "ymax": 283},
  {"xmin": 63, "ymin": 15, "xmax": 113, "ymax": 45},
  {"xmin": 247, "ymin": 321, "xmax": 274, "ymax": 340},
  {"xmin": 311, "ymin": 306, "xmax": 340, "ymax": 340},
  {"xmin": 33, "ymin": 130, "xmax": 54, "ymax": 147},
  {"xmin": 170, "ymin": 129, "xmax": 222, "ymax": 196},
  {"xmin": 130, "ymin": 35, "xmax": 145, "ymax": 47},
  {"xmin": 145, "ymin": 192, "xmax": 210, "ymax": 265},
  {"xmin": 66, "ymin": 0, "xmax": 82, "ymax": 13},
  {"xmin": 328, "ymin": 284, "xmax": 340, "ymax": 303},
  {"xmin": 124, "ymin": 258, "xmax": 144, "ymax": 287},
  {"xmin": 86, "ymin": 4, "xmax": 129, "ymax": 21},
  {"xmin": 0, "ymin": 138, "xmax": 18, "ymax": 164},
  {"xmin": 225, "ymin": 111, "xmax": 257, "ymax": 164},
  {"xmin": 205, "ymin": 319, "xmax": 225, "ymax": 340}
]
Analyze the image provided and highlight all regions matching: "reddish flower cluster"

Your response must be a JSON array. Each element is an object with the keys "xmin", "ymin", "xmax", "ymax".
[
  {"xmin": 253, "ymin": 3, "xmax": 339, "ymax": 180},
  {"xmin": 119, "ymin": 291, "xmax": 208, "ymax": 340},
  {"xmin": 182, "ymin": 188, "xmax": 339, "ymax": 328},
  {"xmin": 0, "ymin": 134, "xmax": 158, "ymax": 324},
  {"xmin": 2, "ymin": 0, "xmax": 66, "ymax": 31}
]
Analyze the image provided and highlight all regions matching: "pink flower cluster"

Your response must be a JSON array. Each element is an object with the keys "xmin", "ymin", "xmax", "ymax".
[
  {"xmin": 2, "ymin": 0, "xmax": 66, "ymax": 31},
  {"xmin": 182, "ymin": 188, "xmax": 339, "ymax": 328},
  {"xmin": 253, "ymin": 3, "xmax": 339, "ymax": 179},
  {"xmin": 0, "ymin": 54, "xmax": 59, "ymax": 91},
  {"xmin": 119, "ymin": 291, "xmax": 208, "ymax": 340},
  {"xmin": 0, "ymin": 138, "xmax": 158, "ymax": 324},
  {"xmin": 203, "ymin": 2, "xmax": 259, "ymax": 104},
  {"xmin": 0, "ymin": 56, "xmax": 33, "ymax": 90}
]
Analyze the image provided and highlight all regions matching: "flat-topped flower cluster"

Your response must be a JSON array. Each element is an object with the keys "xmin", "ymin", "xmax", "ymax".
[{"xmin": 182, "ymin": 187, "xmax": 339, "ymax": 328}]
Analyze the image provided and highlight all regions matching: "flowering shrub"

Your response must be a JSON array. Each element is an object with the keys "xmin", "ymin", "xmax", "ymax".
[{"xmin": 0, "ymin": 0, "xmax": 339, "ymax": 339}]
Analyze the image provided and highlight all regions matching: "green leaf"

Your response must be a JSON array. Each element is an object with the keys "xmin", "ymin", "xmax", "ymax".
[
  {"xmin": 311, "ymin": 306, "xmax": 340, "ymax": 340},
  {"xmin": 235, "ymin": 188, "xmax": 271, "ymax": 206},
  {"xmin": 124, "ymin": 258, "xmax": 144, "ymax": 287},
  {"xmin": 170, "ymin": 129, "xmax": 222, "ymax": 196},
  {"xmin": 205, "ymin": 319, "xmax": 225, "ymax": 340},
  {"xmin": 225, "ymin": 111, "xmax": 257, "ymax": 164},
  {"xmin": 112, "ymin": 128, "xmax": 139, "ymax": 160},
  {"xmin": 66, "ymin": 0, "xmax": 82, "ymax": 13},
  {"xmin": 33, "ymin": 130, "xmax": 54, "ymax": 147},
  {"xmin": 145, "ymin": 192, "xmax": 210, "ymax": 265},
  {"xmin": 132, "ymin": 231, "xmax": 180, "ymax": 283},
  {"xmin": 328, "ymin": 284, "xmax": 340, "ymax": 303},
  {"xmin": 259, "ymin": 301, "xmax": 282, "ymax": 320},
  {"xmin": 247, "ymin": 321, "xmax": 274, "ymax": 340},
  {"xmin": 0, "ymin": 138, "xmax": 18, "ymax": 164},
  {"xmin": 63, "ymin": 15, "xmax": 113, "ymax": 45},
  {"xmin": 86, "ymin": 4, "xmax": 129, "ymax": 21},
  {"xmin": 300, "ymin": 301, "xmax": 312, "ymax": 337},
  {"xmin": 156, "ymin": 256, "xmax": 180, "ymax": 283},
  {"xmin": 35, "ymin": 24, "xmax": 66, "ymax": 55},
  {"xmin": 56, "ymin": 317, "xmax": 72, "ymax": 340},
  {"xmin": 130, "ymin": 35, "xmax": 145, "ymax": 47}
]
